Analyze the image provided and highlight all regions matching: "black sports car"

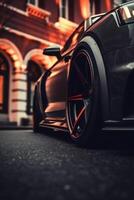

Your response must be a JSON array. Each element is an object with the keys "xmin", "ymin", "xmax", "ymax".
[{"xmin": 33, "ymin": 1, "xmax": 134, "ymax": 146}]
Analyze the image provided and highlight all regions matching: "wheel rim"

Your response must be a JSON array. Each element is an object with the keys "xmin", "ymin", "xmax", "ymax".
[{"xmin": 67, "ymin": 50, "xmax": 94, "ymax": 139}]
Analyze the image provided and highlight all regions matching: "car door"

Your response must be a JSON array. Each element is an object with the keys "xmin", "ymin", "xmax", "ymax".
[{"xmin": 43, "ymin": 22, "xmax": 85, "ymax": 125}]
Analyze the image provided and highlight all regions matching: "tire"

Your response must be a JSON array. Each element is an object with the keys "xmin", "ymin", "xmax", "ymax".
[
  {"xmin": 33, "ymin": 89, "xmax": 43, "ymax": 133},
  {"xmin": 66, "ymin": 42, "xmax": 100, "ymax": 146}
]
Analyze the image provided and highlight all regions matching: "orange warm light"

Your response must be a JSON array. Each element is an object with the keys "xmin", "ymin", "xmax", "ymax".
[
  {"xmin": 80, "ymin": 0, "xmax": 90, "ymax": 19},
  {"xmin": 11, "ymin": 54, "xmax": 18, "ymax": 61},
  {"xmin": 14, "ymin": 61, "xmax": 21, "ymax": 68},
  {"xmin": 6, "ymin": 48, "xmax": 14, "ymax": 55},
  {"xmin": 55, "ymin": 0, "xmax": 60, "ymax": 5},
  {"xmin": 105, "ymin": 0, "xmax": 112, "ymax": 11}
]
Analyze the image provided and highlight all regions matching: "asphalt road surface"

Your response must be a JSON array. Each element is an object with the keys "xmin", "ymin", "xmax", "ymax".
[{"xmin": 0, "ymin": 129, "xmax": 134, "ymax": 200}]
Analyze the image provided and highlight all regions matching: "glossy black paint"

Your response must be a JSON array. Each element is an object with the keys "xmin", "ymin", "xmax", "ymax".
[
  {"xmin": 88, "ymin": 11, "xmax": 134, "ymax": 119},
  {"xmin": 34, "ymin": 2, "xmax": 134, "ymax": 132}
]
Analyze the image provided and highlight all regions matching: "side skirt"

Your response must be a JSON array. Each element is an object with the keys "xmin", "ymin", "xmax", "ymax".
[
  {"xmin": 102, "ymin": 117, "xmax": 134, "ymax": 132},
  {"xmin": 39, "ymin": 118, "xmax": 69, "ymax": 132}
]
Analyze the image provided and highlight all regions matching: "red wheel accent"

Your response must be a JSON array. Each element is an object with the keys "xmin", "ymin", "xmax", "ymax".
[{"xmin": 66, "ymin": 44, "xmax": 100, "ymax": 146}]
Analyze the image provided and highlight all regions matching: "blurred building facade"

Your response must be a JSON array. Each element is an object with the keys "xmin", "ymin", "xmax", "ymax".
[{"xmin": 0, "ymin": 0, "xmax": 130, "ymax": 126}]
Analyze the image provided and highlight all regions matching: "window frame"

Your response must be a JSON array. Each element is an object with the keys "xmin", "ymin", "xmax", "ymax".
[{"xmin": 59, "ymin": 0, "xmax": 69, "ymax": 19}]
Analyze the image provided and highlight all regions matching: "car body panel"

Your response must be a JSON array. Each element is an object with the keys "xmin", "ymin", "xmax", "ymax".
[
  {"xmin": 85, "ymin": 6, "xmax": 134, "ymax": 120},
  {"xmin": 34, "ymin": 1, "xmax": 134, "ymax": 132}
]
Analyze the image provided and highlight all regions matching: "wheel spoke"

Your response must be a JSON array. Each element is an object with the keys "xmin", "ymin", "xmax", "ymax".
[
  {"xmin": 71, "ymin": 104, "xmax": 87, "ymax": 136},
  {"xmin": 69, "ymin": 91, "xmax": 92, "ymax": 102},
  {"xmin": 68, "ymin": 94, "xmax": 84, "ymax": 101}
]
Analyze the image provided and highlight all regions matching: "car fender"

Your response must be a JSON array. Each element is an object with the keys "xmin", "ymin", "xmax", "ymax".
[{"xmin": 79, "ymin": 36, "xmax": 109, "ymax": 120}]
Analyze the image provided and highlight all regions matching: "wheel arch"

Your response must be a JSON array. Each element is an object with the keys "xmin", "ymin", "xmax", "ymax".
[{"xmin": 78, "ymin": 36, "xmax": 110, "ymax": 121}]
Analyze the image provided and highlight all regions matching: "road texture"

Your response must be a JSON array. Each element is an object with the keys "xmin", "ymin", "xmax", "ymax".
[{"xmin": 0, "ymin": 129, "xmax": 134, "ymax": 200}]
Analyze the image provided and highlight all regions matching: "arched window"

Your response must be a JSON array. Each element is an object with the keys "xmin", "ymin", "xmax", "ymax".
[
  {"xmin": 0, "ymin": 53, "xmax": 9, "ymax": 113},
  {"xmin": 27, "ymin": 60, "xmax": 42, "ymax": 114}
]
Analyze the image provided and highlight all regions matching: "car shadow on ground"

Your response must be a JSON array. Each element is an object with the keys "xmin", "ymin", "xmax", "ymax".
[
  {"xmin": 34, "ymin": 128, "xmax": 134, "ymax": 154},
  {"xmin": 86, "ymin": 131, "xmax": 134, "ymax": 158}
]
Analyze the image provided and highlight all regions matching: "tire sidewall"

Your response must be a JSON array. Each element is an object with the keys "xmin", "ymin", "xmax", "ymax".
[{"xmin": 66, "ymin": 41, "xmax": 100, "ymax": 146}]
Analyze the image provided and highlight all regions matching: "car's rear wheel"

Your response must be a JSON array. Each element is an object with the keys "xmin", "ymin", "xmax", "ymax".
[
  {"xmin": 33, "ymin": 89, "xmax": 42, "ymax": 133},
  {"xmin": 66, "ymin": 43, "xmax": 100, "ymax": 146}
]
